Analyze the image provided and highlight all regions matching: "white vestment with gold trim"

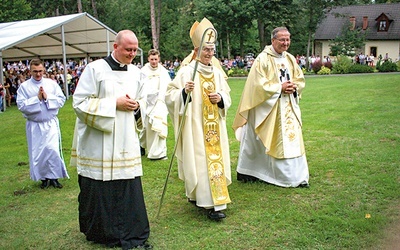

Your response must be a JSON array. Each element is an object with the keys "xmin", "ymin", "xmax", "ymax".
[{"xmin": 165, "ymin": 61, "xmax": 232, "ymax": 210}]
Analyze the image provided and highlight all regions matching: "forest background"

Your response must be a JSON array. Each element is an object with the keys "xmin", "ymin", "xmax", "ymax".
[{"xmin": 1, "ymin": 0, "xmax": 400, "ymax": 63}]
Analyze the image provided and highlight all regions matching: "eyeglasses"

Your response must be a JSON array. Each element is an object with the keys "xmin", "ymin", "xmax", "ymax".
[
  {"xmin": 202, "ymin": 47, "xmax": 215, "ymax": 53},
  {"xmin": 31, "ymin": 70, "xmax": 44, "ymax": 74},
  {"xmin": 275, "ymin": 38, "xmax": 291, "ymax": 43}
]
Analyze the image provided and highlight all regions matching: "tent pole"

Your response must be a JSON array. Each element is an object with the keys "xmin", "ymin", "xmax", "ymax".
[
  {"xmin": 107, "ymin": 30, "xmax": 111, "ymax": 56},
  {"xmin": 61, "ymin": 25, "xmax": 68, "ymax": 99}
]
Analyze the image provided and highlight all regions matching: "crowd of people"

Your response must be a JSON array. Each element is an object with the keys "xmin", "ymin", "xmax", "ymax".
[
  {"xmin": 291, "ymin": 52, "xmax": 388, "ymax": 72},
  {"xmin": 1, "ymin": 58, "xmax": 88, "ymax": 112},
  {"xmin": 1, "ymin": 53, "xmax": 258, "ymax": 112},
  {"xmin": 2, "ymin": 19, "xmax": 311, "ymax": 249}
]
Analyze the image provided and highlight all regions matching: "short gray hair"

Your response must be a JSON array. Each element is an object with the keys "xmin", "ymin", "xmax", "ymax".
[{"xmin": 271, "ymin": 27, "xmax": 289, "ymax": 40}]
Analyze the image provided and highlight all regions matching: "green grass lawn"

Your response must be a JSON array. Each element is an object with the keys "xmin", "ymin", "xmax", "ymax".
[{"xmin": 0, "ymin": 73, "xmax": 399, "ymax": 249}]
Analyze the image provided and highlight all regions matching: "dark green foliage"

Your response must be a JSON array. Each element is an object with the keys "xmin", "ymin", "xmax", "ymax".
[
  {"xmin": 331, "ymin": 55, "xmax": 352, "ymax": 74},
  {"xmin": 0, "ymin": 0, "xmax": 397, "ymax": 65},
  {"xmin": 348, "ymin": 64, "xmax": 374, "ymax": 73},
  {"xmin": 329, "ymin": 21, "xmax": 367, "ymax": 57},
  {"xmin": 0, "ymin": 0, "xmax": 32, "ymax": 22},
  {"xmin": 376, "ymin": 60, "xmax": 399, "ymax": 72}
]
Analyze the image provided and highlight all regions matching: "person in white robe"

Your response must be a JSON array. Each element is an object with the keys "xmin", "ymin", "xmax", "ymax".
[
  {"xmin": 233, "ymin": 27, "xmax": 309, "ymax": 188},
  {"xmin": 140, "ymin": 49, "xmax": 170, "ymax": 160},
  {"xmin": 70, "ymin": 30, "xmax": 152, "ymax": 249},
  {"xmin": 16, "ymin": 58, "xmax": 68, "ymax": 189},
  {"xmin": 165, "ymin": 18, "xmax": 232, "ymax": 221}
]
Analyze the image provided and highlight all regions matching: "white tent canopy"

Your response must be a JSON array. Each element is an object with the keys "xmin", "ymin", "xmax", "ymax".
[
  {"xmin": 0, "ymin": 12, "xmax": 143, "ymax": 104},
  {"xmin": 0, "ymin": 12, "xmax": 116, "ymax": 61}
]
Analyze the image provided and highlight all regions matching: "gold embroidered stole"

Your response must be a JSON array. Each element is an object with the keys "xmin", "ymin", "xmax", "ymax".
[{"xmin": 200, "ymin": 73, "xmax": 231, "ymax": 205}]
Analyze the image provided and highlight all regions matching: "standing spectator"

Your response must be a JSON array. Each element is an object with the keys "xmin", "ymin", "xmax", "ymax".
[
  {"xmin": 299, "ymin": 55, "xmax": 306, "ymax": 69},
  {"xmin": 16, "ymin": 58, "xmax": 68, "ymax": 189},
  {"xmin": 173, "ymin": 58, "xmax": 180, "ymax": 68},
  {"xmin": 3, "ymin": 79, "xmax": 11, "ymax": 107},
  {"xmin": 0, "ymin": 81, "xmax": 4, "ymax": 112},
  {"xmin": 168, "ymin": 66, "xmax": 175, "ymax": 79},
  {"xmin": 66, "ymin": 69, "xmax": 74, "ymax": 95},
  {"xmin": 359, "ymin": 52, "xmax": 365, "ymax": 65},
  {"xmin": 70, "ymin": 30, "xmax": 152, "ymax": 249},
  {"xmin": 369, "ymin": 54, "xmax": 375, "ymax": 67},
  {"xmin": 384, "ymin": 53, "xmax": 389, "ymax": 61},
  {"xmin": 6, "ymin": 72, "xmax": 17, "ymax": 105},
  {"xmin": 165, "ymin": 18, "xmax": 232, "ymax": 220},
  {"xmin": 233, "ymin": 27, "xmax": 309, "ymax": 188},
  {"xmin": 140, "ymin": 49, "xmax": 171, "ymax": 160},
  {"xmin": 366, "ymin": 55, "xmax": 371, "ymax": 66}
]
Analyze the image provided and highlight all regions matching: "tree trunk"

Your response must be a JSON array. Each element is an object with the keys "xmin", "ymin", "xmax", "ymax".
[
  {"xmin": 257, "ymin": 19, "xmax": 265, "ymax": 50},
  {"xmin": 306, "ymin": 7, "xmax": 314, "ymax": 70},
  {"xmin": 239, "ymin": 33, "xmax": 244, "ymax": 58},
  {"xmin": 226, "ymin": 31, "xmax": 231, "ymax": 60},
  {"xmin": 219, "ymin": 39, "xmax": 223, "ymax": 59},
  {"xmin": 77, "ymin": 0, "xmax": 82, "ymax": 13},
  {"xmin": 91, "ymin": 0, "xmax": 98, "ymax": 19},
  {"xmin": 306, "ymin": 31, "xmax": 312, "ymax": 70},
  {"xmin": 150, "ymin": 0, "xmax": 158, "ymax": 50},
  {"xmin": 156, "ymin": 0, "xmax": 161, "ymax": 45}
]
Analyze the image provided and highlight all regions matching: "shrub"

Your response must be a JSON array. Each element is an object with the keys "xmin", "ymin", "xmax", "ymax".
[
  {"xmin": 228, "ymin": 67, "xmax": 248, "ymax": 77},
  {"xmin": 317, "ymin": 66, "xmax": 331, "ymax": 75},
  {"xmin": 376, "ymin": 59, "xmax": 382, "ymax": 69},
  {"xmin": 348, "ymin": 64, "xmax": 374, "ymax": 73},
  {"xmin": 332, "ymin": 55, "xmax": 352, "ymax": 74},
  {"xmin": 324, "ymin": 61, "xmax": 333, "ymax": 69},
  {"xmin": 312, "ymin": 60, "xmax": 323, "ymax": 74},
  {"xmin": 377, "ymin": 60, "xmax": 398, "ymax": 72}
]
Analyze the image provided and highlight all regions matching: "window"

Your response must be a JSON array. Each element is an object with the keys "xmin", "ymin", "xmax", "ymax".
[
  {"xmin": 370, "ymin": 47, "xmax": 377, "ymax": 58},
  {"xmin": 379, "ymin": 20, "xmax": 387, "ymax": 31}
]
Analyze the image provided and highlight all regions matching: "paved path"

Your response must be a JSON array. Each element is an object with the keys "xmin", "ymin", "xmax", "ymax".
[{"xmin": 372, "ymin": 203, "xmax": 400, "ymax": 250}]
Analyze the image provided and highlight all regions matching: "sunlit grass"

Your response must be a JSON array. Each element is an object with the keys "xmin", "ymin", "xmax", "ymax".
[{"xmin": 0, "ymin": 73, "xmax": 399, "ymax": 249}]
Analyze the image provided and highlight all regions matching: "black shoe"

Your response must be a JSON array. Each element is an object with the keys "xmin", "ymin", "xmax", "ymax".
[
  {"xmin": 40, "ymin": 179, "xmax": 50, "ymax": 189},
  {"xmin": 207, "ymin": 210, "xmax": 226, "ymax": 220},
  {"xmin": 132, "ymin": 242, "xmax": 153, "ymax": 249},
  {"xmin": 140, "ymin": 147, "xmax": 146, "ymax": 156},
  {"xmin": 188, "ymin": 198, "xmax": 198, "ymax": 207},
  {"xmin": 237, "ymin": 172, "xmax": 259, "ymax": 183},
  {"xmin": 50, "ymin": 179, "xmax": 63, "ymax": 188},
  {"xmin": 298, "ymin": 183, "xmax": 310, "ymax": 188}
]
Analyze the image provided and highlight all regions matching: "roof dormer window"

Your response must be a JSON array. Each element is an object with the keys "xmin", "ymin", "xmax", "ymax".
[{"xmin": 375, "ymin": 13, "xmax": 392, "ymax": 32}]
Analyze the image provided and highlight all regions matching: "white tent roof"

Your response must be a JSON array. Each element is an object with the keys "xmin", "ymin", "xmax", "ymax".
[
  {"xmin": 0, "ymin": 12, "xmax": 116, "ymax": 61},
  {"xmin": 0, "ymin": 13, "xmax": 147, "ymax": 104}
]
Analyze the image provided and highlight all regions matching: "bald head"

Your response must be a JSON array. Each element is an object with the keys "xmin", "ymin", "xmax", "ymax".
[{"xmin": 113, "ymin": 30, "xmax": 139, "ymax": 64}]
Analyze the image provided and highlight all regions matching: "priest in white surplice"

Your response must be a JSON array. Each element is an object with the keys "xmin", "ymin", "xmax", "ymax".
[
  {"xmin": 70, "ymin": 30, "xmax": 151, "ymax": 249},
  {"xmin": 233, "ymin": 27, "xmax": 310, "ymax": 188},
  {"xmin": 165, "ymin": 18, "xmax": 232, "ymax": 221},
  {"xmin": 16, "ymin": 58, "xmax": 69, "ymax": 189},
  {"xmin": 140, "ymin": 49, "xmax": 170, "ymax": 160}
]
